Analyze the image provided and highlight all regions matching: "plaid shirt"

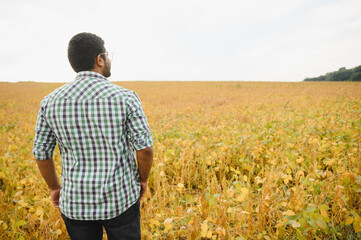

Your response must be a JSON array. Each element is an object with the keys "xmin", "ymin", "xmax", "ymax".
[{"xmin": 33, "ymin": 71, "xmax": 153, "ymax": 220}]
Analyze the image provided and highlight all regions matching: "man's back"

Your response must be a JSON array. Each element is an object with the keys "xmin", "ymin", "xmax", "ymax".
[{"xmin": 33, "ymin": 71, "xmax": 153, "ymax": 220}]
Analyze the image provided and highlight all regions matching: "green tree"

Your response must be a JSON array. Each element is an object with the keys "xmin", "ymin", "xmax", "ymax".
[
  {"xmin": 304, "ymin": 65, "xmax": 361, "ymax": 81},
  {"xmin": 350, "ymin": 72, "xmax": 361, "ymax": 81}
]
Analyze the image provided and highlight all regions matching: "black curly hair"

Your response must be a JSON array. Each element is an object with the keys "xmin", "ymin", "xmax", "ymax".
[{"xmin": 67, "ymin": 32, "xmax": 106, "ymax": 72}]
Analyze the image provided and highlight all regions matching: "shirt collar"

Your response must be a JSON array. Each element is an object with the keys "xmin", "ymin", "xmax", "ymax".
[{"xmin": 75, "ymin": 71, "xmax": 108, "ymax": 81}]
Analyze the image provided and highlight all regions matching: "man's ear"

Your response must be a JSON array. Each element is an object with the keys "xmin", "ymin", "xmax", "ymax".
[{"xmin": 95, "ymin": 54, "xmax": 105, "ymax": 67}]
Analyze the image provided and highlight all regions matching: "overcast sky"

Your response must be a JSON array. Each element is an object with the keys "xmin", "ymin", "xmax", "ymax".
[{"xmin": 1, "ymin": 0, "xmax": 361, "ymax": 82}]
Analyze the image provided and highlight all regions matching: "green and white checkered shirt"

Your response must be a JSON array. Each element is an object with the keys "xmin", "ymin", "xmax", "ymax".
[{"xmin": 33, "ymin": 71, "xmax": 153, "ymax": 220}]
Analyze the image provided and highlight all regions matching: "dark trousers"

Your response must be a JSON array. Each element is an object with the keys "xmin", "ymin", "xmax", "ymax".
[{"xmin": 60, "ymin": 199, "xmax": 140, "ymax": 240}]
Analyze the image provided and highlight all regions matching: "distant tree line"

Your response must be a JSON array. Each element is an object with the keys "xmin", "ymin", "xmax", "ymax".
[{"xmin": 304, "ymin": 65, "xmax": 361, "ymax": 81}]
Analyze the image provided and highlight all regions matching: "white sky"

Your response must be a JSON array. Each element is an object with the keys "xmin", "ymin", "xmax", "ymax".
[{"xmin": 1, "ymin": 0, "xmax": 361, "ymax": 82}]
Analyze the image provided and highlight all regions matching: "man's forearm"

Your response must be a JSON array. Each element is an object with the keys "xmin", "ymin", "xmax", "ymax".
[
  {"xmin": 136, "ymin": 147, "xmax": 154, "ymax": 182},
  {"xmin": 36, "ymin": 158, "xmax": 61, "ymax": 190}
]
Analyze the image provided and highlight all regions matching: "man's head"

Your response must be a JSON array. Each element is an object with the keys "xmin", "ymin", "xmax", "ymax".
[{"xmin": 68, "ymin": 32, "xmax": 111, "ymax": 77}]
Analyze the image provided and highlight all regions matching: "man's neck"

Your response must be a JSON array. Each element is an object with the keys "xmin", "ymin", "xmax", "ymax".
[{"xmin": 89, "ymin": 67, "xmax": 105, "ymax": 77}]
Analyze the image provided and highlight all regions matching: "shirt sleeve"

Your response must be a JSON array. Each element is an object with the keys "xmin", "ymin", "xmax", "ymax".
[
  {"xmin": 32, "ymin": 96, "xmax": 57, "ymax": 160},
  {"xmin": 125, "ymin": 91, "xmax": 153, "ymax": 151}
]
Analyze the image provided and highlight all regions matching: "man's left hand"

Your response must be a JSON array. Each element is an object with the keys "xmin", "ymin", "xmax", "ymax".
[{"xmin": 140, "ymin": 181, "xmax": 148, "ymax": 201}]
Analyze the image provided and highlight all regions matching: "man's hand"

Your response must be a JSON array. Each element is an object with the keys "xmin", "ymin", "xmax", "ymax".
[
  {"xmin": 50, "ymin": 188, "xmax": 61, "ymax": 208},
  {"xmin": 36, "ymin": 158, "xmax": 61, "ymax": 208},
  {"xmin": 136, "ymin": 147, "xmax": 153, "ymax": 201},
  {"xmin": 140, "ymin": 182, "xmax": 148, "ymax": 201}
]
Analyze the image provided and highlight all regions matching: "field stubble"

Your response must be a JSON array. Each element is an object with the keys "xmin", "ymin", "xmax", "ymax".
[{"xmin": 0, "ymin": 81, "xmax": 360, "ymax": 239}]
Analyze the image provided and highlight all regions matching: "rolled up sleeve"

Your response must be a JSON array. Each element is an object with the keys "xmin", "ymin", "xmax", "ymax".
[
  {"xmin": 125, "ymin": 92, "xmax": 153, "ymax": 150},
  {"xmin": 33, "ymin": 97, "xmax": 57, "ymax": 160}
]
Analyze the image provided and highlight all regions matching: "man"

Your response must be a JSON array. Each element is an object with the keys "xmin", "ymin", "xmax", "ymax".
[{"xmin": 32, "ymin": 32, "xmax": 154, "ymax": 240}]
